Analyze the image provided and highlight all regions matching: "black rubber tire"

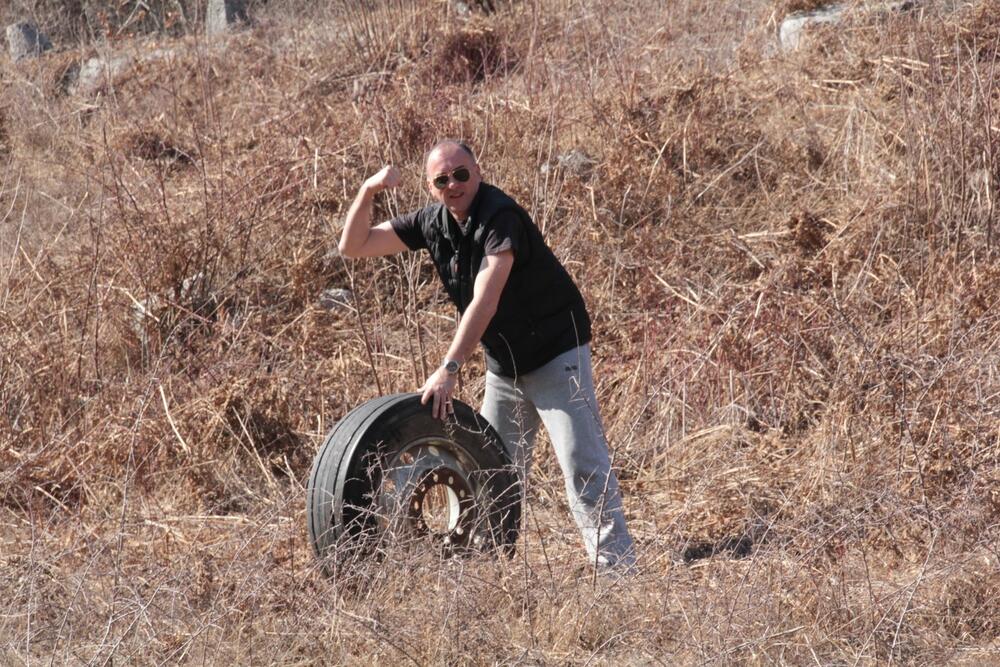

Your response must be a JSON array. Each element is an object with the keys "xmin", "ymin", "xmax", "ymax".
[{"xmin": 306, "ymin": 393, "xmax": 521, "ymax": 566}]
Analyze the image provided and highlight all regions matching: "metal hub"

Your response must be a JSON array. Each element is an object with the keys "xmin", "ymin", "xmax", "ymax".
[{"xmin": 378, "ymin": 440, "xmax": 480, "ymax": 549}]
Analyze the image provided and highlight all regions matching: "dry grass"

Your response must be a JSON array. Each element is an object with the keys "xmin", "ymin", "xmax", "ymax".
[{"xmin": 2, "ymin": 0, "xmax": 999, "ymax": 663}]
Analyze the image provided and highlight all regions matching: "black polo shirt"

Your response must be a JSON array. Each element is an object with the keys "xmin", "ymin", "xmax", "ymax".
[{"xmin": 389, "ymin": 183, "xmax": 591, "ymax": 377}]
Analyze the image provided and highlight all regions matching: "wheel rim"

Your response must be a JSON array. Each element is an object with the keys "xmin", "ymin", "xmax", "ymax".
[{"xmin": 377, "ymin": 437, "xmax": 483, "ymax": 551}]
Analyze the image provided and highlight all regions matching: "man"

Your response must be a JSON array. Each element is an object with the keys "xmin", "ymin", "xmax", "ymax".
[{"xmin": 338, "ymin": 140, "xmax": 635, "ymax": 571}]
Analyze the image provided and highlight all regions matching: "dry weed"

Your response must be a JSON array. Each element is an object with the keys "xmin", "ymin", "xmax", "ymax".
[{"xmin": 1, "ymin": 0, "xmax": 999, "ymax": 663}]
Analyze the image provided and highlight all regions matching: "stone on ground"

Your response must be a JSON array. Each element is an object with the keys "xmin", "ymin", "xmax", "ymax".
[
  {"xmin": 319, "ymin": 288, "xmax": 354, "ymax": 311},
  {"xmin": 72, "ymin": 54, "xmax": 134, "ymax": 96},
  {"xmin": 6, "ymin": 21, "xmax": 52, "ymax": 62},
  {"xmin": 540, "ymin": 149, "xmax": 597, "ymax": 177},
  {"xmin": 779, "ymin": 1, "xmax": 919, "ymax": 52},
  {"xmin": 207, "ymin": 0, "xmax": 251, "ymax": 36}
]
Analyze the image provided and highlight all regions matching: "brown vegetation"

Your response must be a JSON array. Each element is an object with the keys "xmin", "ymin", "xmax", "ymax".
[{"xmin": 2, "ymin": 0, "xmax": 999, "ymax": 663}]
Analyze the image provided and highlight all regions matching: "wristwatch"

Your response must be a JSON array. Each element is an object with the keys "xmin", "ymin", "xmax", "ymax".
[{"xmin": 443, "ymin": 359, "xmax": 461, "ymax": 375}]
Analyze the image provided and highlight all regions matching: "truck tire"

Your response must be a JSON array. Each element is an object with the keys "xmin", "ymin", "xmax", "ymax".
[{"xmin": 306, "ymin": 393, "xmax": 521, "ymax": 567}]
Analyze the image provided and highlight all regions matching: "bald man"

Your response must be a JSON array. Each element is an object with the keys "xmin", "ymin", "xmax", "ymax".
[{"xmin": 338, "ymin": 141, "xmax": 636, "ymax": 571}]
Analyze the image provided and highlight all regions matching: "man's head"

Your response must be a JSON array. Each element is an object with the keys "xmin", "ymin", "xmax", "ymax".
[{"xmin": 425, "ymin": 140, "xmax": 482, "ymax": 221}]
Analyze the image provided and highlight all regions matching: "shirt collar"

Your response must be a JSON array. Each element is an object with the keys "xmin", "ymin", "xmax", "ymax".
[{"xmin": 440, "ymin": 183, "xmax": 486, "ymax": 242}]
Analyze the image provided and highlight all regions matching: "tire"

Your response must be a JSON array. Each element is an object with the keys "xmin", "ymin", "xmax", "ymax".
[{"xmin": 306, "ymin": 393, "xmax": 521, "ymax": 567}]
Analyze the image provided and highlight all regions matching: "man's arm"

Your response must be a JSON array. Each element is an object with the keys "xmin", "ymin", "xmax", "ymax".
[
  {"xmin": 421, "ymin": 250, "xmax": 515, "ymax": 419},
  {"xmin": 338, "ymin": 166, "xmax": 409, "ymax": 258}
]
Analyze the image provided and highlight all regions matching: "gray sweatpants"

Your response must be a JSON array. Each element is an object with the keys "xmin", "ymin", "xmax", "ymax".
[{"xmin": 480, "ymin": 345, "xmax": 636, "ymax": 568}]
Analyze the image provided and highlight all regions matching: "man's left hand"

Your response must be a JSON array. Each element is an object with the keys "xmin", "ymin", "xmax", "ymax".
[{"xmin": 420, "ymin": 367, "xmax": 458, "ymax": 421}]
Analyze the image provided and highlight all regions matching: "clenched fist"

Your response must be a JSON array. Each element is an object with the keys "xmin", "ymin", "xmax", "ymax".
[{"xmin": 365, "ymin": 165, "xmax": 401, "ymax": 193}]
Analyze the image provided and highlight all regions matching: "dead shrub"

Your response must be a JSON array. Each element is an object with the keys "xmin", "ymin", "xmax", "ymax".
[
  {"xmin": 223, "ymin": 395, "xmax": 305, "ymax": 476},
  {"xmin": 120, "ymin": 129, "xmax": 193, "ymax": 166},
  {"xmin": 425, "ymin": 25, "xmax": 517, "ymax": 86},
  {"xmin": 1, "ymin": 470, "xmax": 84, "ymax": 513},
  {"xmin": 934, "ymin": 568, "xmax": 1000, "ymax": 640}
]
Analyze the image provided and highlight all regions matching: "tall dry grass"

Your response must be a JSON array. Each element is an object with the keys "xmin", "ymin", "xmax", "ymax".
[{"xmin": 1, "ymin": 0, "xmax": 999, "ymax": 663}]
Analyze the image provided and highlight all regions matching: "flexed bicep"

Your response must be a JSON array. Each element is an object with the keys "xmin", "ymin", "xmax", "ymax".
[
  {"xmin": 346, "ymin": 221, "xmax": 409, "ymax": 258},
  {"xmin": 338, "ymin": 166, "xmax": 409, "ymax": 258}
]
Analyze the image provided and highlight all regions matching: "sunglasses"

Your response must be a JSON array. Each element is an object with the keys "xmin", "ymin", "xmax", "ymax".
[{"xmin": 431, "ymin": 166, "xmax": 471, "ymax": 190}]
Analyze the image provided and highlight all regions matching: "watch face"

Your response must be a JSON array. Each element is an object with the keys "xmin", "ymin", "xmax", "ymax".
[{"xmin": 445, "ymin": 360, "xmax": 460, "ymax": 374}]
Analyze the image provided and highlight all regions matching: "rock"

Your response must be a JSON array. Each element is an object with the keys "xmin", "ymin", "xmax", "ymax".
[
  {"xmin": 6, "ymin": 21, "xmax": 52, "ymax": 62},
  {"xmin": 779, "ymin": 1, "xmax": 918, "ymax": 52},
  {"xmin": 175, "ymin": 271, "xmax": 220, "ymax": 317},
  {"xmin": 319, "ymin": 288, "xmax": 354, "ymax": 311},
  {"xmin": 970, "ymin": 168, "xmax": 993, "ymax": 212},
  {"xmin": 130, "ymin": 293, "xmax": 163, "ymax": 359},
  {"xmin": 557, "ymin": 149, "xmax": 597, "ymax": 175},
  {"xmin": 779, "ymin": 5, "xmax": 845, "ymax": 51},
  {"xmin": 178, "ymin": 272, "xmax": 208, "ymax": 301},
  {"xmin": 451, "ymin": 0, "xmax": 472, "ymax": 15},
  {"xmin": 540, "ymin": 149, "xmax": 597, "ymax": 177},
  {"xmin": 206, "ymin": 0, "xmax": 250, "ymax": 37},
  {"xmin": 71, "ymin": 53, "xmax": 134, "ymax": 96},
  {"xmin": 70, "ymin": 47, "xmax": 173, "ymax": 96},
  {"xmin": 453, "ymin": 0, "xmax": 497, "ymax": 13},
  {"xmin": 351, "ymin": 76, "xmax": 377, "ymax": 103},
  {"xmin": 131, "ymin": 294, "xmax": 163, "ymax": 325}
]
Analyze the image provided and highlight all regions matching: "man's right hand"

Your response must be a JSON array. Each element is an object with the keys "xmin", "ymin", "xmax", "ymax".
[
  {"xmin": 364, "ymin": 165, "xmax": 401, "ymax": 193},
  {"xmin": 338, "ymin": 165, "xmax": 408, "ymax": 258}
]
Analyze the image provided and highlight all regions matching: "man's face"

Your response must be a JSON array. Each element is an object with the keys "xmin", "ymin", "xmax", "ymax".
[{"xmin": 425, "ymin": 144, "xmax": 482, "ymax": 221}]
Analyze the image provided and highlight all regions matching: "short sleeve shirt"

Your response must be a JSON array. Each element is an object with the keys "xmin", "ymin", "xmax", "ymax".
[
  {"xmin": 390, "ymin": 208, "xmax": 525, "ymax": 263},
  {"xmin": 383, "ymin": 183, "xmax": 592, "ymax": 377}
]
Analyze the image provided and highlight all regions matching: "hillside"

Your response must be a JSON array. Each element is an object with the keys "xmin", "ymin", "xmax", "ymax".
[{"xmin": 2, "ymin": 0, "xmax": 999, "ymax": 663}]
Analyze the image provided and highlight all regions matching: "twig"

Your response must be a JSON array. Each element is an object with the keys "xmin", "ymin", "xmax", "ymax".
[{"xmin": 158, "ymin": 384, "xmax": 190, "ymax": 455}]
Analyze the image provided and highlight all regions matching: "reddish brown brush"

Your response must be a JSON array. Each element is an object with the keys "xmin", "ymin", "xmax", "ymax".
[{"xmin": 1, "ymin": 0, "xmax": 998, "ymax": 663}]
